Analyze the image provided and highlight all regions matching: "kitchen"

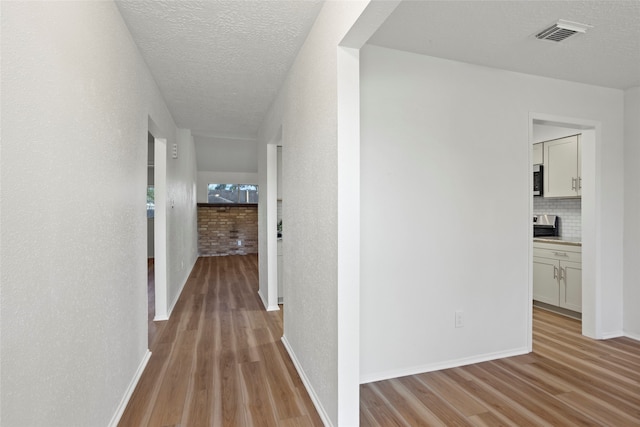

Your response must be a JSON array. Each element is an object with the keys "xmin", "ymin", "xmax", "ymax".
[{"xmin": 532, "ymin": 123, "xmax": 583, "ymax": 319}]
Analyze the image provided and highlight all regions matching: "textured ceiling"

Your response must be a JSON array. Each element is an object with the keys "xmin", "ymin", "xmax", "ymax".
[
  {"xmin": 117, "ymin": 0, "xmax": 639, "ymax": 146},
  {"xmin": 116, "ymin": 0, "xmax": 323, "ymax": 140},
  {"xmin": 368, "ymin": 0, "xmax": 640, "ymax": 90}
]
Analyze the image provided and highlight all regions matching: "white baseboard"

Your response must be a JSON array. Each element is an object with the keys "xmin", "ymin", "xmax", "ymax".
[
  {"xmin": 257, "ymin": 289, "xmax": 268, "ymax": 310},
  {"xmin": 164, "ymin": 257, "xmax": 198, "ymax": 321},
  {"xmin": 108, "ymin": 349, "xmax": 152, "ymax": 427},
  {"xmin": 257, "ymin": 290, "xmax": 280, "ymax": 311},
  {"xmin": 624, "ymin": 331, "xmax": 640, "ymax": 341},
  {"xmin": 359, "ymin": 347, "xmax": 529, "ymax": 385},
  {"xmin": 281, "ymin": 336, "xmax": 332, "ymax": 427},
  {"xmin": 601, "ymin": 331, "xmax": 624, "ymax": 339}
]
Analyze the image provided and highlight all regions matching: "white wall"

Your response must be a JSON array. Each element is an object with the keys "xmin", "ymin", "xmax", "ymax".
[
  {"xmin": 256, "ymin": 2, "xmax": 370, "ymax": 425},
  {"xmin": 623, "ymin": 86, "xmax": 640, "ymax": 340},
  {"xmin": 359, "ymin": 45, "xmax": 625, "ymax": 382},
  {"xmin": 193, "ymin": 135, "xmax": 258, "ymax": 203},
  {"xmin": 166, "ymin": 129, "xmax": 198, "ymax": 313},
  {"xmin": 0, "ymin": 2, "xmax": 197, "ymax": 425},
  {"xmin": 194, "ymin": 135, "xmax": 258, "ymax": 173}
]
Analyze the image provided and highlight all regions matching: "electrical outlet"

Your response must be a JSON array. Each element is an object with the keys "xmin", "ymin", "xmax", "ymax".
[
  {"xmin": 455, "ymin": 311, "xmax": 464, "ymax": 328},
  {"xmin": 237, "ymin": 240, "xmax": 242, "ymax": 246}
]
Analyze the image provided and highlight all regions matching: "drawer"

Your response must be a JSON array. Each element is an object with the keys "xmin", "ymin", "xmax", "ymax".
[{"xmin": 533, "ymin": 247, "xmax": 581, "ymax": 263}]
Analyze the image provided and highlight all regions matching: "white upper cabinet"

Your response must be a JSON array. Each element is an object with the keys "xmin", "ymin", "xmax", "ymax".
[
  {"xmin": 532, "ymin": 143, "xmax": 543, "ymax": 165},
  {"xmin": 543, "ymin": 135, "xmax": 581, "ymax": 198}
]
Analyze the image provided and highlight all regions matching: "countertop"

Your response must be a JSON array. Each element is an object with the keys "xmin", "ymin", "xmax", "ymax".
[{"xmin": 533, "ymin": 236, "xmax": 581, "ymax": 247}]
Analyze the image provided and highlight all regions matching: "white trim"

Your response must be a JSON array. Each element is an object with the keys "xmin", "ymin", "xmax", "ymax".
[
  {"xmin": 281, "ymin": 336, "xmax": 332, "ymax": 427},
  {"xmin": 359, "ymin": 347, "xmax": 529, "ymax": 385},
  {"xmin": 257, "ymin": 289, "xmax": 268, "ymax": 310},
  {"xmin": 336, "ymin": 45, "xmax": 361, "ymax": 427},
  {"xmin": 600, "ymin": 331, "xmax": 624, "ymax": 340},
  {"xmin": 266, "ymin": 144, "xmax": 279, "ymax": 310},
  {"xmin": 153, "ymin": 136, "xmax": 169, "ymax": 320},
  {"xmin": 624, "ymin": 332, "xmax": 640, "ymax": 342},
  {"xmin": 108, "ymin": 350, "xmax": 152, "ymax": 427},
  {"xmin": 164, "ymin": 257, "xmax": 197, "ymax": 320},
  {"xmin": 258, "ymin": 290, "xmax": 280, "ymax": 312}
]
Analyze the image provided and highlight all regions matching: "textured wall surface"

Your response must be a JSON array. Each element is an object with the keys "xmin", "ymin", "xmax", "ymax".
[
  {"xmin": 359, "ymin": 44, "xmax": 624, "ymax": 381},
  {"xmin": 198, "ymin": 205, "xmax": 258, "ymax": 256},
  {"xmin": 257, "ymin": 2, "xmax": 370, "ymax": 425},
  {"xmin": 0, "ymin": 2, "xmax": 196, "ymax": 425},
  {"xmin": 166, "ymin": 129, "xmax": 199, "ymax": 314}
]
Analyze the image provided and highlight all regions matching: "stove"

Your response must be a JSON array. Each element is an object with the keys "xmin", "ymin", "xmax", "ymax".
[{"xmin": 533, "ymin": 214, "xmax": 558, "ymax": 237}]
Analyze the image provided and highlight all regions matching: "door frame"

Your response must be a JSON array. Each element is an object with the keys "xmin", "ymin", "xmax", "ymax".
[
  {"xmin": 265, "ymin": 141, "xmax": 280, "ymax": 311},
  {"xmin": 149, "ymin": 118, "xmax": 169, "ymax": 321},
  {"xmin": 528, "ymin": 112, "xmax": 600, "ymax": 349}
]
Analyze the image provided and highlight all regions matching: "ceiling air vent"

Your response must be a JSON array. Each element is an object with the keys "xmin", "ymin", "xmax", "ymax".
[{"xmin": 535, "ymin": 19, "xmax": 592, "ymax": 42}]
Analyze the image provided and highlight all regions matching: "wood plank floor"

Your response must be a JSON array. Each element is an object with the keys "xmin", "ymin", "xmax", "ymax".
[
  {"xmin": 361, "ymin": 308, "xmax": 640, "ymax": 426},
  {"xmin": 123, "ymin": 255, "xmax": 640, "ymax": 426},
  {"xmin": 119, "ymin": 255, "xmax": 323, "ymax": 427}
]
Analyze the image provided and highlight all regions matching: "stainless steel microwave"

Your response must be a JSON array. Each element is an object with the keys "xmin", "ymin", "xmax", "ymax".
[{"xmin": 533, "ymin": 164, "xmax": 543, "ymax": 196}]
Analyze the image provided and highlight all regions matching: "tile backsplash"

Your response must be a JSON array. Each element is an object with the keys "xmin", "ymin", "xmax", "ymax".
[{"xmin": 534, "ymin": 197, "xmax": 582, "ymax": 239}]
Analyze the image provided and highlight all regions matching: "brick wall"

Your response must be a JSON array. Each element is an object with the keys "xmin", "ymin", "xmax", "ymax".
[{"xmin": 197, "ymin": 204, "xmax": 258, "ymax": 256}]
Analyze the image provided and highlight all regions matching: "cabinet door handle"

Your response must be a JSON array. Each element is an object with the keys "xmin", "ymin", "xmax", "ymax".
[
  {"xmin": 571, "ymin": 177, "xmax": 577, "ymax": 190},
  {"xmin": 559, "ymin": 267, "xmax": 565, "ymax": 282},
  {"xmin": 553, "ymin": 265, "xmax": 558, "ymax": 279},
  {"xmin": 553, "ymin": 251, "xmax": 568, "ymax": 257},
  {"xmin": 579, "ymin": 177, "xmax": 582, "ymax": 190}
]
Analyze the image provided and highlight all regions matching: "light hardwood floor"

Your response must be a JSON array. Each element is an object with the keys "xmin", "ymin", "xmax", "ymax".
[
  {"xmin": 361, "ymin": 308, "xmax": 640, "ymax": 426},
  {"xmin": 123, "ymin": 255, "xmax": 640, "ymax": 426},
  {"xmin": 120, "ymin": 255, "xmax": 323, "ymax": 426}
]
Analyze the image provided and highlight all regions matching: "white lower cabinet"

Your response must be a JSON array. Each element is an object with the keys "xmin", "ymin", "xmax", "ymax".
[{"xmin": 533, "ymin": 242, "xmax": 582, "ymax": 313}]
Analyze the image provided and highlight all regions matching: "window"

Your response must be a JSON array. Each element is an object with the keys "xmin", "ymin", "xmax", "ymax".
[{"xmin": 207, "ymin": 184, "xmax": 258, "ymax": 204}]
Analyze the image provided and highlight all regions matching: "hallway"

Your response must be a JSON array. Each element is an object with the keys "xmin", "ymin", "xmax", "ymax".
[{"xmin": 120, "ymin": 255, "xmax": 323, "ymax": 426}]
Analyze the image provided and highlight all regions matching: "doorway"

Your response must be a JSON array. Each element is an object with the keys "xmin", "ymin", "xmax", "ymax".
[
  {"xmin": 147, "ymin": 119, "xmax": 169, "ymax": 350},
  {"xmin": 147, "ymin": 133, "xmax": 157, "ymax": 346},
  {"xmin": 531, "ymin": 124, "xmax": 583, "ymax": 321},
  {"xmin": 277, "ymin": 145, "xmax": 283, "ymax": 305},
  {"xmin": 265, "ymin": 141, "xmax": 281, "ymax": 311},
  {"xmin": 529, "ymin": 113, "xmax": 599, "ymax": 346}
]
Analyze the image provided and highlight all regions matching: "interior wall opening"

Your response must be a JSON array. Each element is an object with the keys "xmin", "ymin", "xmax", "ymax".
[
  {"xmin": 530, "ymin": 114, "xmax": 598, "ymax": 346},
  {"xmin": 147, "ymin": 132, "xmax": 158, "ymax": 347}
]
